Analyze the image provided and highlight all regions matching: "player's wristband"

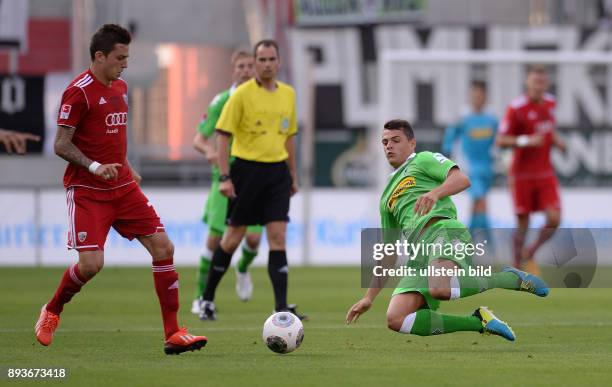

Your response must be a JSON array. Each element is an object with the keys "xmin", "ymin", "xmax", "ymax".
[
  {"xmin": 219, "ymin": 174, "xmax": 231, "ymax": 182},
  {"xmin": 88, "ymin": 161, "xmax": 102, "ymax": 174},
  {"xmin": 516, "ymin": 135, "xmax": 530, "ymax": 147}
]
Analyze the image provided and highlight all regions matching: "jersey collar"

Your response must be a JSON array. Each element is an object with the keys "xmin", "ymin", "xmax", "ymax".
[{"xmin": 389, "ymin": 152, "xmax": 416, "ymax": 177}]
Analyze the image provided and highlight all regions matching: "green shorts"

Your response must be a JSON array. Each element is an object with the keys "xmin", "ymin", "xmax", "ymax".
[
  {"xmin": 203, "ymin": 178, "xmax": 262, "ymax": 236},
  {"xmin": 392, "ymin": 218, "xmax": 474, "ymax": 311}
]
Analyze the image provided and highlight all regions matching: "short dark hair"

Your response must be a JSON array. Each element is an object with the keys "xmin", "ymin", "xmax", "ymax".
[
  {"xmin": 89, "ymin": 24, "xmax": 131, "ymax": 61},
  {"xmin": 383, "ymin": 119, "xmax": 414, "ymax": 140},
  {"xmin": 471, "ymin": 80, "xmax": 487, "ymax": 92},
  {"xmin": 253, "ymin": 39, "xmax": 279, "ymax": 58}
]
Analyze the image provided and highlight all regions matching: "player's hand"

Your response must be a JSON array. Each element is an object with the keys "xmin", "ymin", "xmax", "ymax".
[
  {"xmin": 553, "ymin": 134, "xmax": 567, "ymax": 152},
  {"xmin": 528, "ymin": 134, "xmax": 544, "ymax": 147},
  {"xmin": 205, "ymin": 149, "xmax": 218, "ymax": 166},
  {"xmin": 414, "ymin": 191, "xmax": 439, "ymax": 216},
  {"xmin": 131, "ymin": 168, "xmax": 142, "ymax": 185},
  {"xmin": 346, "ymin": 298, "xmax": 372, "ymax": 324},
  {"xmin": 0, "ymin": 129, "xmax": 40, "ymax": 154},
  {"xmin": 290, "ymin": 180, "xmax": 299, "ymax": 196},
  {"xmin": 219, "ymin": 179, "xmax": 236, "ymax": 198},
  {"xmin": 94, "ymin": 163, "xmax": 122, "ymax": 180}
]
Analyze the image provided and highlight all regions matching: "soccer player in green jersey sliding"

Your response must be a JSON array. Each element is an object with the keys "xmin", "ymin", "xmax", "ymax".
[
  {"xmin": 346, "ymin": 119, "xmax": 550, "ymax": 341},
  {"xmin": 192, "ymin": 50, "xmax": 263, "ymax": 315}
]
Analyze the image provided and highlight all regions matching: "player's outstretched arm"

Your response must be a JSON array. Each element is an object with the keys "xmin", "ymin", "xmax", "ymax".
[
  {"xmin": 496, "ymin": 133, "xmax": 543, "ymax": 148},
  {"xmin": 346, "ymin": 251, "xmax": 397, "ymax": 324},
  {"xmin": 346, "ymin": 288, "xmax": 379, "ymax": 324},
  {"xmin": 414, "ymin": 167, "xmax": 470, "ymax": 216},
  {"xmin": 54, "ymin": 125, "xmax": 122, "ymax": 180}
]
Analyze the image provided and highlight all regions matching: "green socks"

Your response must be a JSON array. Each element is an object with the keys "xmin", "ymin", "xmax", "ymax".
[
  {"xmin": 450, "ymin": 272, "xmax": 520, "ymax": 299},
  {"xmin": 400, "ymin": 309, "xmax": 482, "ymax": 335},
  {"xmin": 237, "ymin": 243, "xmax": 258, "ymax": 273},
  {"xmin": 195, "ymin": 252, "xmax": 212, "ymax": 297}
]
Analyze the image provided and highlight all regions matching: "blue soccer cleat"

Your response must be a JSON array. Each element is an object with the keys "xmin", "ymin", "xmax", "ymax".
[
  {"xmin": 473, "ymin": 306, "xmax": 516, "ymax": 342},
  {"xmin": 503, "ymin": 266, "xmax": 550, "ymax": 297}
]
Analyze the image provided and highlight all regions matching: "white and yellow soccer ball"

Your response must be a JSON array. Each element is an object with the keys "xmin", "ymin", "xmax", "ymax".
[{"xmin": 262, "ymin": 312, "xmax": 304, "ymax": 354}]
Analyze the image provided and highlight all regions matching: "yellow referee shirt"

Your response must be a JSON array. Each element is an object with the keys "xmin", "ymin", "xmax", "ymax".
[{"xmin": 216, "ymin": 78, "xmax": 298, "ymax": 162}]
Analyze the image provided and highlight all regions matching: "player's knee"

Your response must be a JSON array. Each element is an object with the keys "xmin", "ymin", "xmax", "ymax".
[
  {"xmin": 245, "ymin": 234, "xmax": 261, "ymax": 250},
  {"xmin": 221, "ymin": 238, "xmax": 240, "ymax": 253},
  {"xmin": 267, "ymin": 231, "xmax": 286, "ymax": 250},
  {"xmin": 152, "ymin": 239, "xmax": 174, "ymax": 259},
  {"xmin": 206, "ymin": 236, "xmax": 221, "ymax": 252},
  {"xmin": 429, "ymin": 287, "xmax": 451, "ymax": 300},
  {"xmin": 386, "ymin": 314, "xmax": 405, "ymax": 332},
  {"xmin": 161, "ymin": 240, "xmax": 175, "ymax": 258},
  {"xmin": 547, "ymin": 212, "xmax": 561, "ymax": 228},
  {"xmin": 79, "ymin": 260, "xmax": 103, "ymax": 279}
]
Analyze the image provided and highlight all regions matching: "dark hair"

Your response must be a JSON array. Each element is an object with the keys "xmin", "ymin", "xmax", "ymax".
[
  {"xmin": 471, "ymin": 80, "xmax": 487, "ymax": 92},
  {"xmin": 383, "ymin": 119, "xmax": 414, "ymax": 140},
  {"xmin": 253, "ymin": 39, "xmax": 279, "ymax": 58},
  {"xmin": 89, "ymin": 24, "xmax": 132, "ymax": 61}
]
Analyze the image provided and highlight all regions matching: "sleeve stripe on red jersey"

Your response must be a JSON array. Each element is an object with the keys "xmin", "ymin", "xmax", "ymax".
[
  {"xmin": 510, "ymin": 95, "xmax": 528, "ymax": 109},
  {"xmin": 74, "ymin": 74, "xmax": 92, "ymax": 88}
]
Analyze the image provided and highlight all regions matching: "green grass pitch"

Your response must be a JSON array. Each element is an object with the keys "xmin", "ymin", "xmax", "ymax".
[{"xmin": 1, "ymin": 266, "xmax": 612, "ymax": 386}]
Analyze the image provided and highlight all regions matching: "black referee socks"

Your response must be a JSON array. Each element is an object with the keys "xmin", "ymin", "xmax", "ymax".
[
  {"xmin": 202, "ymin": 246, "xmax": 232, "ymax": 301},
  {"xmin": 268, "ymin": 250, "xmax": 289, "ymax": 311}
]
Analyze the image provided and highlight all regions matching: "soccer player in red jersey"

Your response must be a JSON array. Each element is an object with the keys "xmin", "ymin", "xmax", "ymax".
[
  {"xmin": 496, "ymin": 65, "xmax": 567, "ymax": 274},
  {"xmin": 34, "ymin": 24, "xmax": 207, "ymax": 355}
]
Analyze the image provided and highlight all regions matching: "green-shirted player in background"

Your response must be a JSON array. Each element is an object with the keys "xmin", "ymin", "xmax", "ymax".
[
  {"xmin": 346, "ymin": 119, "xmax": 550, "ymax": 341},
  {"xmin": 191, "ymin": 50, "xmax": 263, "ymax": 314}
]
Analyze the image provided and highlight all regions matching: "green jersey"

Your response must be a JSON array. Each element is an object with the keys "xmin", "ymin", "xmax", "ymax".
[
  {"xmin": 379, "ymin": 151, "xmax": 458, "ymax": 240},
  {"xmin": 197, "ymin": 85, "xmax": 236, "ymax": 178}
]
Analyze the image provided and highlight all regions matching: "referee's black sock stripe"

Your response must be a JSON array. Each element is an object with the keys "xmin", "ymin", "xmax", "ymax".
[
  {"xmin": 268, "ymin": 250, "xmax": 288, "ymax": 311},
  {"xmin": 202, "ymin": 246, "xmax": 233, "ymax": 301}
]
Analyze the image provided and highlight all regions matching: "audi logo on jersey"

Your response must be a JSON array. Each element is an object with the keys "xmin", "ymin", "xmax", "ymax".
[{"xmin": 105, "ymin": 112, "xmax": 127, "ymax": 126}]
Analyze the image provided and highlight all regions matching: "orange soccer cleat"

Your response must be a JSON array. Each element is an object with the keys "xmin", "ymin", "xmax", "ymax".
[
  {"xmin": 164, "ymin": 327, "xmax": 208, "ymax": 355},
  {"xmin": 35, "ymin": 304, "xmax": 60, "ymax": 346}
]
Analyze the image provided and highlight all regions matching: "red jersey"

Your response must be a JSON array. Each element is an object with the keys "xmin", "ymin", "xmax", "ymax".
[
  {"xmin": 499, "ymin": 93, "xmax": 556, "ymax": 179},
  {"xmin": 57, "ymin": 69, "xmax": 133, "ymax": 189}
]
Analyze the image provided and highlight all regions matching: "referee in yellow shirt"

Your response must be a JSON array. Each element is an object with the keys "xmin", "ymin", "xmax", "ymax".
[{"xmin": 198, "ymin": 39, "xmax": 305, "ymax": 321}]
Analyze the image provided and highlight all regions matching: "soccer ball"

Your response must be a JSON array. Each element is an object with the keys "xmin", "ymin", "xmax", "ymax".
[{"xmin": 262, "ymin": 312, "xmax": 304, "ymax": 354}]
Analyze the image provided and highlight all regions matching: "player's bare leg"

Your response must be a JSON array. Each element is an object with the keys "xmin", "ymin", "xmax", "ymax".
[
  {"xmin": 35, "ymin": 250, "xmax": 103, "ymax": 346},
  {"xmin": 139, "ymin": 232, "xmax": 207, "ymax": 354},
  {"xmin": 386, "ymin": 292, "xmax": 426, "ymax": 332},
  {"xmin": 522, "ymin": 207, "xmax": 560, "ymax": 275},
  {"xmin": 513, "ymin": 214, "xmax": 530, "ymax": 268}
]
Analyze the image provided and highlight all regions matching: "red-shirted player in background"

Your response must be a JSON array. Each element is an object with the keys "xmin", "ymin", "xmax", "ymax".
[
  {"xmin": 34, "ymin": 24, "xmax": 207, "ymax": 355},
  {"xmin": 497, "ymin": 65, "xmax": 567, "ymax": 275}
]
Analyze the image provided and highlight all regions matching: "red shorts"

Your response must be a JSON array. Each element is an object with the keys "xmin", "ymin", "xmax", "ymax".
[
  {"xmin": 65, "ymin": 183, "xmax": 164, "ymax": 251},
  {"xmin": 509, "ymin": 175, "xmax": 561, "ymax": 215}
]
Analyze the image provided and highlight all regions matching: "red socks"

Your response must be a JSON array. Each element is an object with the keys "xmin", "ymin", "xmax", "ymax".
[
  {"xmin": 152, "ymin": 259, "xmax": 180, "ymax": 339},
  {"xmin": 47, "ymin": 264, "xmax": 89, "ymax": 315}
]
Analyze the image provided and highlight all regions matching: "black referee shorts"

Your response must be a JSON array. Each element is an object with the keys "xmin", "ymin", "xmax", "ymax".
[{"xmin": 226, "ymin": 158, "xmax": 291, "ymax": 226}]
